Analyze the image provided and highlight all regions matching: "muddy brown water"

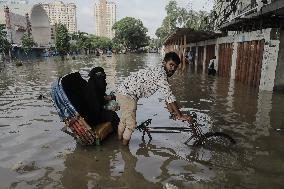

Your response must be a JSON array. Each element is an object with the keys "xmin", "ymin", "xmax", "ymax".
[{"xmin": 0, "ymin": 54, "xmax": 284, "ymax": 189}]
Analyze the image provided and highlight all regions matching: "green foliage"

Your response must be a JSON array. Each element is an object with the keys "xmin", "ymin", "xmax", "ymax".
[
  {"xmin": 69, "ymin": 40, "xmax": 78, "ymax": 53},
  {"xmin": 90, "ymin": 35, "xmax": 112, "ymax": 50},
  {"xmin": 112, "ymin": 42, "xmax": 123, "ymax": 52},
  {"xmin": 69, "ymin": 32, "xmax": 112, "ymax": 54},
  {"xmin": 76, "ymin": 32, "xmax": 88, "ymax": 51},
  {"xmin": 149, "ymin": 38, "xmax": 161, "ymax": 49},
  {"xmin": 112, "ymin": 17, "xmax": 150, "ymax": 50},
  {"xmin": 21, "ymin": 33, "xmax": 34, "ymax": 54},
  {"xmin": 155, "ymin": 0, "xmax": 212, "ymax": 44},
  {"xmin": 0, "ymin": 24, "xmax": 11, "ymax": 54},
  {"xmin": 55, "ymin": 23, "xmax": 70, "ymax": 57},
  {"xmin": 207, "ymin": 0, "xmax": 239, "ymax": 29}
]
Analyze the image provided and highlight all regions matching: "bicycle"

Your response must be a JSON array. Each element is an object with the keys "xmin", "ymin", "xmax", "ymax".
[{"xmin": 136, "ymin": 113, "xmax": 236, "ymax": 147}]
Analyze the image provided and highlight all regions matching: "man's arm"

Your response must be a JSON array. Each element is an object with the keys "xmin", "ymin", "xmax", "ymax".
[{"xmin": 158, "ymin": 77, "xmax": 192, "ymax": 122}]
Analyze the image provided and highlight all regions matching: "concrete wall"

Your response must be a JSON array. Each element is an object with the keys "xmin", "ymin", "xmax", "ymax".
[
  {"xmin": 274, "ymin": 29, "xmax": 284, "ymax": 91},
  {"xmin": 9, "ymin": 12, "xmax": 27, "ymax": 45},
  {"xmin": 186, "ymin": 28, "xmax": 281, "ymax": 91}
]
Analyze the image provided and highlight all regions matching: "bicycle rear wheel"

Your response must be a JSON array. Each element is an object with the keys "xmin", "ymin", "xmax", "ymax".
[{"xmin": 193, "ymin": 132, "xmax": 236, "ymax": 147}]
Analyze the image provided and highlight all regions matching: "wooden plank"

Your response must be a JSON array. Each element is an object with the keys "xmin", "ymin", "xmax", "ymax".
[
  {"xmin": 235, "ymin": 40, "xmax": 265, "ymax": 88},
  {"xmin": 229, "ymin": 43, "xmax": 233, "ymax": 78},
  {"xmin": 241, "ymin": 42, "xmax": 248, "ymax": 84},
  {"xmin": 240, "ymin": 42, "xmax": 243, "ymax": 81},
  {"xmin": 248, "ymin": 41, "xmax": 255, "ymax": 86},
  {"xmin": 235, "ymin": 42, "xmax": 241, "ymax": 81},
  {"xmin": 197, "ymin": 46, "xmax": 204, "ymax": 72},
  {"xmin": 245, "ymin": 41, "xmax": 251, "ymax": 85},
  {"xmin": 218, "ymin": 44, "xmax": 222, "ymax": 76}
]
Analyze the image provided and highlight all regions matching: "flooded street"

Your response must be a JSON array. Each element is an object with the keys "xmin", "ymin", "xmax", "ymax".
[{"xmin": 1, "ymin": 53, "xmax": 284, "ymax": 189}]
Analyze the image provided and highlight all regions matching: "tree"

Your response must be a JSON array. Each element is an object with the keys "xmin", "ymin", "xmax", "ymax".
[
  {"xmin": 112, "ymin": 17, "xmax": 150, "ymax": 50},
  {"xmin": 112, "ymin": 42, "xmax": 123, "ymax": 53},
  {"xmin": 89, "ymin": 35, "xmax": 112, "ymax": 52},
  {"xmin": 55, "ymin": 23, "xmax": 70, "ymax": 59},
  {"xmin": 76, "ymin": 31, "xmax": 89, "ymax": 54},
  {"xmin": 205, "ymin": 0, "xmax": 240, "ymax": 30},
  {"xmin": 21, "ymin": 33, "xmax": 34, "ymax": 55},
  {"xmin": 155, "ymin": 0, "xmax": 213, "ymax": 44},
  {"xmin": 155, "ymin": 0, "xmax": 180, "ymax": 43},
  {"xmin": 0, "ymin": 24, "xmax": 10, "ymax": 56}
]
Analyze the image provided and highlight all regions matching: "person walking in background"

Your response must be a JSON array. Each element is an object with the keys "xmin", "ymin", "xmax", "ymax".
[
  {"xmin": 116, "ymin": 52, "xmax": 193, "ymax": 145},
  {"xmin": 187, "ymin": 50, "xmax": 193, "ymax": 64},
  {"xmin": 208, "ymin": 56, "xmax": 216, "ymax": 76}
]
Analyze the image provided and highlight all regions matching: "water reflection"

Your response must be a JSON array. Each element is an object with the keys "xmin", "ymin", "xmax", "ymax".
[{"xmin": 61, "ymin": 137, "xmax": 161, "ymax": 189}]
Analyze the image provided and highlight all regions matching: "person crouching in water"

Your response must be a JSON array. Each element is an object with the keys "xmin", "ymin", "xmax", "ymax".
[
  {"xmin": 116, "ymin": 52, "xmax": 193, "ymax": 145},
  {"xmin": 84, "ymin": 67, "xmax": 120, "ymax": 131}
]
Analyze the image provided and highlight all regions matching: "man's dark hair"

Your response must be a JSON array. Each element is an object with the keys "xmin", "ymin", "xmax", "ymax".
[{"xmin": 164, "ymin": 52, "xmax": 181, "ymax": 65}]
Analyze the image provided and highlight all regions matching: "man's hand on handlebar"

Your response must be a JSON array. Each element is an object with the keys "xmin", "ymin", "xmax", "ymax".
[{"xmin": 176, "ymin": 114, "xmax": 193, "ymax": 122}]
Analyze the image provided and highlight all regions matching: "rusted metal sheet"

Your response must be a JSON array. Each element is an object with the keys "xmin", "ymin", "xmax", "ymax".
[
  {"xmin": 235, "ymin": 40, "xmax": 264, "ymax": 88},
  {"xmin": 191, "ymin": 46, "xmax": 196, "ymax": 64},
  {"xmin": 197, "ymin": 46, "xmax": 204, "ymax": 72},
  {"xmin": 205, "ymin": 45, "xmax": 215, "ymax": 71},
  {"xmin": 218, "ymin": 43, "xmax": 233, "ymax": 78}
]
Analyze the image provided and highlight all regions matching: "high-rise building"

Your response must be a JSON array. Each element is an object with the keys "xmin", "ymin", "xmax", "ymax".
[
  {"xmin": 94, "ymin": 0, "xmax": 116, "ymax": 39},
  {"xmin": 42, "ymin": 1, "xmax": 77, "ymax": 33}
]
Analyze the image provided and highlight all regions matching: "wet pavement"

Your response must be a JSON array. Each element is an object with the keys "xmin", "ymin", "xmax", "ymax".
[{"xmin": 0, "ymin": 54, "xmax": 284, "ymax": 189}]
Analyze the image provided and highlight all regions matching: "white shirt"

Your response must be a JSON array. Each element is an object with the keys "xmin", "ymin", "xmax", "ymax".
[
  {"xmin": 116, "ymin": 66, "xmax": 176, "ymax": 103},
  {"xmin": 208, "ymin": 59, "xmax": 215, "ymax": 69},
  {"xmin": 188, "ymin": 52, "xmax": 192, "ymax": 60}
]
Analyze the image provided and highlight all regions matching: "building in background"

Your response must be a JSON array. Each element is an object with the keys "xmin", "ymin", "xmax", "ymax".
[
  {"xmin": 0, "ymin": 2, "xmax": 53, "ymax": 58},
  {"xmin": 0, "ymin": 3, "xmax": 52, "ymax": 47},
  {"xmin": 94, "ymin": 0, "xmax": 116, "ymax": 39},
  {"xmin": 163, "ymin": 0, "xmax": 284, "ymax": 92},
  {"xmin": 42, "ymin": 1, "xmax": 77, "ymax": 33}
]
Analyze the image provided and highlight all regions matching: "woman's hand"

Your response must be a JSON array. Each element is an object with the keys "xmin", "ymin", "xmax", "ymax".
[{"xmin": 104, "ymin": 95, "xmax": 113, "ymax": 101}]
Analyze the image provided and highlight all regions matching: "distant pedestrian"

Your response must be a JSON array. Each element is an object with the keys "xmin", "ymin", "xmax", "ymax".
[
  {"xmin": 208, "ymin": 56, "xmax": 216, "ymax": 76},
  {"xmin": 187, "ymin": 51, "xmax": 193, "ymax": 64}
]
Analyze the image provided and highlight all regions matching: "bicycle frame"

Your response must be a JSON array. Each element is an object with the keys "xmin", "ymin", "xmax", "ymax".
[{"xmin": 136, "ymin": 113, "xmax": 206, "ymax": 145}]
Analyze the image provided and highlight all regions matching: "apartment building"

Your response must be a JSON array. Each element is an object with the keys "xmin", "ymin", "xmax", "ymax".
[
  {"xmin": 94, "ymin": 0, "xmax": 116, "ymax": 38},
  {"xmin": 42, "ymin": 1, "xmax": 77, "ymax": 33}
]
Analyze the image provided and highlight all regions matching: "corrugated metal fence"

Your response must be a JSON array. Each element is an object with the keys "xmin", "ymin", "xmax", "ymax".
[
  {"xmin": 218, "ymin": 43, "xmax": 233, "ymax": 78},
  {"xmin": 235, "ymin": 40, "xmax": 264, "ymax": 88},
  {"xmin": 197, "ymin": 46, "xmax": 204, "ymax": 72}
]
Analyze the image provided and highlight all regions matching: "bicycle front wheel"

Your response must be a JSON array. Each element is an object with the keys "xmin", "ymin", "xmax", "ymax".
[{"xmin": 193, "ymin": 132, "xmax": 236, "ymax": 147}]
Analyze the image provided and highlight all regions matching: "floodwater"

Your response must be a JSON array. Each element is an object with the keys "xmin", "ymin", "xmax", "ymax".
[{"xmin": 0, "ymin": 54, "xmax": 284, "ymax": 189}]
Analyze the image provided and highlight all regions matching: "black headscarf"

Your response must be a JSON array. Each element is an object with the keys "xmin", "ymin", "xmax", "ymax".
[
  {"xmin": 88, "ymin": 67, "xmax": 107, "ymax": 97},
  {"xmin": 84, "ymin": 67, "xmax": 107, "ymax": 126}
]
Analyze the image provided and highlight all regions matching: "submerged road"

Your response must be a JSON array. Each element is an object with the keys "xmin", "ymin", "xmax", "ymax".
[{"xmin": 0, "ymin": 54, "xmax": 284, "ymax": 189}]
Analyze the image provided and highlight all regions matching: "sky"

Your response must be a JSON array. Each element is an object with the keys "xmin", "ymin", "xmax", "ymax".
[{"xmin": 30, "ymin": 0, "xmax": 214, "ymax": 37}]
